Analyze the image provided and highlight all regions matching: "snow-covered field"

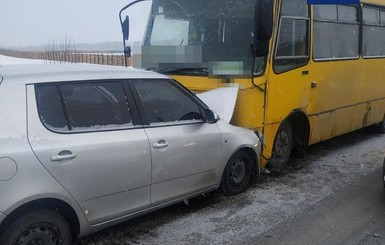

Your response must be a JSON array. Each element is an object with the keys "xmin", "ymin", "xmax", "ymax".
[{"xmin": 0, "ymin": 55, "xmax": 46, "ymax": 65}]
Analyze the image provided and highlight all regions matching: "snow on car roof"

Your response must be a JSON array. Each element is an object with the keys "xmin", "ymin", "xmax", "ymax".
[{"xmin": 0, "ymin": 63, "xmax": 168, "ymax": 85}]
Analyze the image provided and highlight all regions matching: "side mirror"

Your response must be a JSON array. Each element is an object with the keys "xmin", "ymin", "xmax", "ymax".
[
  {"xmin": 120, "ymin": 15, "xmax": 131, "ymax": 63},
  {"xmin": 124, "ymin": 46, "xmax": 132, "ymax": 58},
  {"xmin": 252, "ymin": 0, "xmax": 274, "ymax": 57},
  {"xmin": 119, "ymin": 0, "xmax": 148, "ymax": 66},
  {"xmin": 122, "ymin": 15, "xmax": 130, "ymax": 41},
  {"xmin": 204, "ymin": 108, "xmax": 219, "ymax": 124}
]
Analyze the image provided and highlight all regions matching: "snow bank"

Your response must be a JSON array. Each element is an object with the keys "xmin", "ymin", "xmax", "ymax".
[{"xmin": 0, "ymin": 55, "xmax": 46, "ymax": 65}]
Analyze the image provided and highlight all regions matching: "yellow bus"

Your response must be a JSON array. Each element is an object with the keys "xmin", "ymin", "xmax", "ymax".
[{"xmin": 121, "ymin": 0, "xmax": 385, "ymax": 171}]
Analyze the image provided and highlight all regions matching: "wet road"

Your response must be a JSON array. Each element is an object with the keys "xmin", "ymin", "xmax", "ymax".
[{"xmin": 249, "ymin": 169, "xmax": 385, "ymax": 245}]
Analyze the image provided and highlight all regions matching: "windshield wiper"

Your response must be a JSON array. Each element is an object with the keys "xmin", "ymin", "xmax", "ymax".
[{"xmin": 155, "ymin": 67, "xmax": 209, "ymax": 76}]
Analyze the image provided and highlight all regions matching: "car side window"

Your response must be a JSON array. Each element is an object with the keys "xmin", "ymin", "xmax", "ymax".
[
  {"xmin": 133, "ymin": 80, "xmax": 203, "ymax": 125},
  {"xmin": 35, "ymin": 86, "xmax": 68, "ymax": 131},
  {"xmin": 35, "ymin": 81, "xmax": 133, "ymax": 132}
]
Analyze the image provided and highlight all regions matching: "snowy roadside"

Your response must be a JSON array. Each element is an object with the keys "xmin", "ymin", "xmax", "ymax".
[{"xmin": 0, "ymin": 55, "xmax": 46, "ymax": 65}]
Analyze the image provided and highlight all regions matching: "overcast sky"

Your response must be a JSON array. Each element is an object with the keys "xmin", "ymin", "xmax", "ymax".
[{"xmin": 0, "ymin": 0, "xmax": 151, "ymax": 47}]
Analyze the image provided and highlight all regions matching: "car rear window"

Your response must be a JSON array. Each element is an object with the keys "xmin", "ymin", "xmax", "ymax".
[
  {"xmin": 35, "ymin": 85, "xmax": 68, "ymax": 131},
  {"xmin": 35, "ymin": 81, "xmax": 133, "ymax": 133}
]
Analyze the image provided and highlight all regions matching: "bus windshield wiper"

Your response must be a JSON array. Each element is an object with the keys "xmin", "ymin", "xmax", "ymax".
[{"xmin": 156, "ymin": 67, "xmax": 209, "ymax": 76}]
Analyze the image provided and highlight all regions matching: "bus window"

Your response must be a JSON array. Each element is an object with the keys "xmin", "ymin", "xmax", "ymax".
[
  {"xmin": 313, "ymin": 5, "xmax": 337, "ymax": 21},
  {"xmin": 274, "ymin": 0, "xmax": 309, "ymax": 73},
  {"xmin": 338, "ymin": 5, "xmax": 358, "ymax": 22},
  {"xmin": 381, "ymin": 10, "xmax": 385, "ymax": 25},
  {"xmin": 363, "ymin": 7, "xmax": 380, "ymax": 24},
  {"xmin": 363, "ymin": 6, "xmax": 385, "ymax": 58},
  {"xmin": 281, "ymin": 0, "xmax": 307, "ymax": 17},
  {"xmin": 313, "ymin": 5, "xmax": 359, "ymax": 60}
]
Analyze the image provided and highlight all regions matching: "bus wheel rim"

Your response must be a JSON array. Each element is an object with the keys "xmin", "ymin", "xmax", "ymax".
[{"xmin": 276, "ymin": 131, "xmax": 290, "ymax": 157}]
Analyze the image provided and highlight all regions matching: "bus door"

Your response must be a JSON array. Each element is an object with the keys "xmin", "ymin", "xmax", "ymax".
[{"xmin": 264, "ymin": 0, "xmax": 311, "ymax": 159}]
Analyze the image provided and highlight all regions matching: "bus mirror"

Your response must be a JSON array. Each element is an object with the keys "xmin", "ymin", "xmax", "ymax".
[
  {"xmin": 253, "ymin": 0, "xmax": 274, "ymax": 57},
  {"xmin": 125, "ymin": 46, "xmax": 132, "ymax": 58},
  {"xmin": 119, "ymin": 0, "xmax": 149, "ymax": 67},
  {"xmin": 122, "ymin": 16, "xmax": 131, "ymax": 58},
  {"xmin": 122, "ymin": 15, "xmax": 130, "ymax": 41}
]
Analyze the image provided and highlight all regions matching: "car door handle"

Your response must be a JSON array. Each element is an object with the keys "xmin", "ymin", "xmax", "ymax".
[
  {"xmin": 51, "ymin": 150, "xmax": 77, "ymax": 162},
  {"xmin": 153, "ymin": 140, "xmax": 168, "ymax": 149}
]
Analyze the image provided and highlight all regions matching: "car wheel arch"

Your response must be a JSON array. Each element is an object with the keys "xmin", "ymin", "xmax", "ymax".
[
  {"xmin": 1, "ymin": 198, "xmax": 81, "ymax": 239},
  {"xmin": 222, "ymin": 146, "xmax": 260, "ymax": 178}
]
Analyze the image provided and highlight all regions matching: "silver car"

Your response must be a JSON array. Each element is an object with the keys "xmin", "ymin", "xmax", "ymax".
[{"xmin": 0, "ymin": 64, "xmax": 262, "ymax": 244}]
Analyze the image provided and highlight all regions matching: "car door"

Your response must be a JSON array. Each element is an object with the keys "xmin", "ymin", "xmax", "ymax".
[
  {"xmin": 27, "ymin": 81, "xmax": 151, "ymax": 225},
  {"xmin": 130, "ymin": 79, "xmax": 222, "ymax": 205}
]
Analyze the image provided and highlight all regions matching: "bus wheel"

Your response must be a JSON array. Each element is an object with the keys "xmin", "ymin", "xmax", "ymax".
[
  {"xmin": 268, "ymin": 121, "xmax": 293, "ymax": 171},
  {"xmin": 383, "ymin": 158, "xmax": 385, "ymax": 188},
  {"xmin": 379, "ymin": 119, "xmax": 385, "ymax": 134}
]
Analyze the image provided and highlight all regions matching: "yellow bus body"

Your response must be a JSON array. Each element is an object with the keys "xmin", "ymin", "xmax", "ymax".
[{"xmin": 171, "ymin": 0, "xmax": 385, "ymax": 169}]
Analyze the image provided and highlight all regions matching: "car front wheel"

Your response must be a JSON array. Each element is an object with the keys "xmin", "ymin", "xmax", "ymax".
[
  {"xmin": 221, "ymin": 151, "xmax": 253, "ymax": 195},
  {"xmin": 0, "ymin": 209, "xmax": 72, "ymax": 245}
]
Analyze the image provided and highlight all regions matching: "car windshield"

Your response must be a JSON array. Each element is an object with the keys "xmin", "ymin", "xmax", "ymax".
[{"xmin": 136, "ymin": 0, "xmax": 265, "ymax": 76}]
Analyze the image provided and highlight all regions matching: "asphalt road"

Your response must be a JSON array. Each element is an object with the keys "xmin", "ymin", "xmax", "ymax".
[{"xmin": 248, "ymin": 169, "xmax": 385, "ymax": 245}]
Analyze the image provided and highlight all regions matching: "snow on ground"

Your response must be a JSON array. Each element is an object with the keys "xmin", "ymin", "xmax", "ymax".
[
  {"xmin": 0, "ymin": 55, "xmax": 46, "ymax": 65},
  {"xmin": 78, "ymin": 127, "xmax": 385, "ymax": 245}
]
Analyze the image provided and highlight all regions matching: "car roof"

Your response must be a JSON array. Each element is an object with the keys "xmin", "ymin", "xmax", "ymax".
[{"xmin": 0, "ymin": 63, "xmax": 168, "ymax": 85}]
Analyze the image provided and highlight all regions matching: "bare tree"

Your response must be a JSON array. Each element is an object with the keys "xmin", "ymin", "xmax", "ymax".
[
  {"xmin": 45, "ymin": 33, "xmax": 77, "ymax": 63},
  {"xmin": 44, "ymin": 39, "xmax": 58, "ymax": 63},
  {"xmin": 60, "ymin": 33, "xmax": 77, "ymax": 63}
]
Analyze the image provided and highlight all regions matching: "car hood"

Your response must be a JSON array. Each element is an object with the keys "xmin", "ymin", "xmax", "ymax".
[{"xmin": 197, "ymin": 85, "xmax": 239, "ymax": 123}]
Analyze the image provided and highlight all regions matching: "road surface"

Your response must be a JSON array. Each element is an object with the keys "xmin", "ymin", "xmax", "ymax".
[{"xmin": 248, "ymin": 169, "xmax": 385, "ymax": 245}]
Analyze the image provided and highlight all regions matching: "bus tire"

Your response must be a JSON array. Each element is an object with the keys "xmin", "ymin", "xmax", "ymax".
[
  {"xmin": 268, "ymin": 121, "xmax": 293, "ymax": 171},
  {"xmin": 383, "ymin": 158, "xmax": 385, "ymax": 188},
  {"xmin": 379, "ymin": 119, "xmax": 385, "ymax": 134}
]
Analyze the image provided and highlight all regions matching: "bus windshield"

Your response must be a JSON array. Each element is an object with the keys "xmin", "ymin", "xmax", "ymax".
[{"xmin": 136, "ymin": 0, "xmax": 265, "ymax": 76}]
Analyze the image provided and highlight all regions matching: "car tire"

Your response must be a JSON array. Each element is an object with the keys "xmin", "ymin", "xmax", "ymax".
[
  {"xmin": 221, "ymin": 151, "xmax": 252, "ymax": 195},
  {"xmin": 268, "ymin": 121, "xmax": 293, "ymax": 172},
  {"xmin": 0, "ymin": 209, "xmax": 72, "ymax": 245}
]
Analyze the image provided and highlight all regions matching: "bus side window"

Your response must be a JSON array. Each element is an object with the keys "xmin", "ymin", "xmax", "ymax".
[
  {"xmin": 313, "ymin": 5, "xmax": 359, "ymax": 60},
  {"xmin": 363, "ymin": 7, "xmax": 385, "ymax": 58},
  {"xmin": 274, "ymin": 0, "xmax": 310, "ymax": 73}
]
